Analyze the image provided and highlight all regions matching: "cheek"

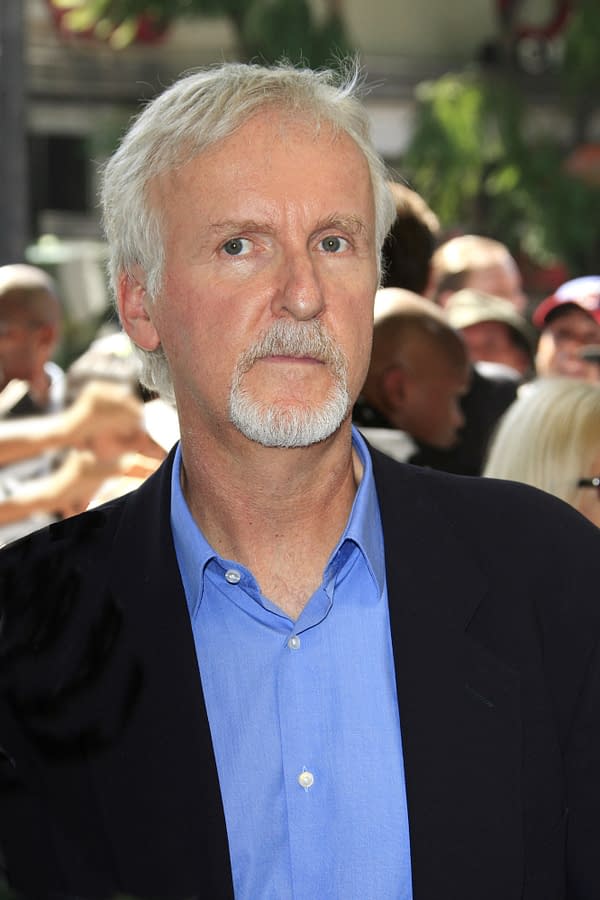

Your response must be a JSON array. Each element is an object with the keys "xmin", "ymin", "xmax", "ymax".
[
  {"xmin": 348, "ymin": 328, "xmax": 374, "ymax": 394},
  {"xmin": 154, "ymin": 287, "xmax": 210, "ymax": 359},
  {"xmin": 0, "ymin": 341, "xmax": 29, "ymax": 372},
  {"xmin": 432, "ymin": 397, "xmax": 451, "ymax": 431},
  {"xmin": 344, "ymin": 295, "xmax": 375, "ymax": 356}
]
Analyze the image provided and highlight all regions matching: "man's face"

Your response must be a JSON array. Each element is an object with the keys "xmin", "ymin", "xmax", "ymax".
[
  {"xmin": 460, "ymin": 321, "xmax": 530, "ymax": 376},
  {"xmin": 0, "ymin": 307, "xmax": 45, "ymax": 389},
  {"xmin": 134, "ymin": 110, "xmax": 378, "ymax": 449},
  {"xmin": 535, "ymin": 307, "xmax": 600, "ymax": 379},
  {"xmin": 403, "ymin": 358, "xmax": 469, "ymax": 449},
  {"xmin": 465, "ymin": 259, "xmax": 527, "ymax": 314}
]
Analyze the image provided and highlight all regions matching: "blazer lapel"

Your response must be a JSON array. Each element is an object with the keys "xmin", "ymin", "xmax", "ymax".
[
  {"xmin": 85, "ymin": 453, "xmax": 234, "ymax": 898},
  {"xmin": 371, "ymin": 449, "xmax": 524, "ymax": 900}
]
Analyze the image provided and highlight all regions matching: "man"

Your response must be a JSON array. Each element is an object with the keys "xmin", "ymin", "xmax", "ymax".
[
  {"xmin": 445, "ymin": 288, "xmax": 535, "ymax": 378},
  {"xmin": 1, "ymin": 62, "xmax": 600, "ymax": 900},
  {"xmin": 354, "ymin": 288, "xmax": 470, "ymax": 461},
  {"xmin": 0, "ymin": 368, "xmax": 165, "ymax": 545},
  {"xmin": 0, "ymin": 264, "xmax": 64, "ymax": 418},
  {"xmin": 0, "ymin": 265, "xmax": 67, "ymax": 542},
  {"xmin": 421, "ymin": 235, "xmax": 528, "ymax": 475},
  {"xmin": 380, "ymin": 182, "xmax": 440, "ymax": 295},
  {"xmin": 374, "ymin": 195, "xmax": 520, "ymax": 476},
  {"xmin": 429, "ymin": 233, "xmax": 528, "ymax": 313},
  {"xmin": 533, "ymin": 275, "xmax": 600, "ymax": 379}
]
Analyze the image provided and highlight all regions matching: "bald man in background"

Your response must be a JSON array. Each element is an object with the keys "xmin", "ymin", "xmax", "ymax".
[
  {"xmin": 428, "ymin": 234, "xmax": 528, "ymax": 314},
  {"xmin": 354, "ymin": 288, "xmax": 470, "ymax": 462}
]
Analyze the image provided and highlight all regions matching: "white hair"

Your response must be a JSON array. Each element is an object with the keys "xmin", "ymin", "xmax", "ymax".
[
  {"xmin": 484, "ymin": 378, "xmax": 600, "ymax": 507},
  {"xmin": 100, "ymin": 60, "xmax": 396, "ymax": 401}
]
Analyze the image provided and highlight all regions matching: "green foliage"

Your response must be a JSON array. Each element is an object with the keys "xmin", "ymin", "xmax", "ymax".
[
  {"xmin": 404, "ymin": 73, "xmax": 488, "ymax": 226},
  {"xmin": 241, "ymin": 0, "xmax": 349, "ymax": 66},
  {"xmin": 562, "ymin": 0, "xmax": 600, "ymax": 97},
  {"xmin": 51, "ymin": 0, "xmax": 351, "ymax": 67},
  {"xmin": 402, "ymin": 4, "xmax": 600, "ymax": 277},
  {"xmin": 181, "ymin": 0, "xmax": 350, "ymax": 64}
]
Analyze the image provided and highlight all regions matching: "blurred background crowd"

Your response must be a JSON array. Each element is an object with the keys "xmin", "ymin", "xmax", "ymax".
[{"xmin": 1, "ymin": 0, "xmax": 600, "ymax": 545}]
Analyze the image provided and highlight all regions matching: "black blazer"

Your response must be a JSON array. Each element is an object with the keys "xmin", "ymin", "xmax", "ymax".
[{"xmin": 1, "ymin": 446, "xmax": 600, "ymax": 899}]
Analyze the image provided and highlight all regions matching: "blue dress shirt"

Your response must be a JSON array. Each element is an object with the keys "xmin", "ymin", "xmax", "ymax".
[{"xmin": 170, "ymin": 429, "xmax": 413, "ymax": 899}]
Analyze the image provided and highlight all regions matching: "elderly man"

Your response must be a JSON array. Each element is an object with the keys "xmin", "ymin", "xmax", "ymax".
[{"xmin": 1, "ymin": 62, "xmax": 600, "ymax": 900}]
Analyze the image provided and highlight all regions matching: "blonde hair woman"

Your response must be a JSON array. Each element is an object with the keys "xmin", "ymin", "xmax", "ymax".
[{"xmin": 484, "ymin": 378, "xmax": 600, "ymax": 527}]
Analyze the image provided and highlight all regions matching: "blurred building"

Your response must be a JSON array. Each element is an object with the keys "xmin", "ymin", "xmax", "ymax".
[{"xmin": 6, "ymin": 0, "xmax": 594, "ymax": 315}]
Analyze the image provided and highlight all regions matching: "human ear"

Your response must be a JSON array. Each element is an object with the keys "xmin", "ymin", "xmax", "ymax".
[
  {"xmin": 117, "ymin": 269, "xmax": 160, "ymax": 351},
  {"xmin": 36, "ymin": 322, "xmax": 59, "ymax": 354},
  {"xmin": 381, "ymin": 366, "xmax": 408, "ymax": 411}
]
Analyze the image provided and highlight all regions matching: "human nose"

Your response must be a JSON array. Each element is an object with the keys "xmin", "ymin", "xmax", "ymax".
[{"xmin": 271, "ymin": 251, "xmax": 325, "ymax": 321}]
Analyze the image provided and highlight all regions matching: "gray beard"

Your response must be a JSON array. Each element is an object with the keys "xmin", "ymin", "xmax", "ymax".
[{"xmin": 228, "ymin": 319, "xmax": 351, "ymax": 448}]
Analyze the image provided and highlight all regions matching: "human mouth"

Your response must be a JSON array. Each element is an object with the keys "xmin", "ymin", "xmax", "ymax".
[{"xmin": 261, "ymin": 354, "xmax": 323, "ymax": 364}]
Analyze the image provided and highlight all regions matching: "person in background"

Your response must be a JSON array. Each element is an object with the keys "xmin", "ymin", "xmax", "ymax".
[
  {"xmin": 0, "ymin": 264, "xmax": 64, "ymax": 418},
  {"xmin": 354, "ymin": 288, "xmax": 470, "ymax": 462},
  {"xmin": 421, "ymin": 232, "xmax": 530, "ymax": 474},
  {"xmin": 1, "ymin": 61, "xmax": 600, "ymax": 900},
  {"xmin": 0, "ymin": 334, "xmax": 177, "ymax": 544},
  {"xmin": 533, "ymin": 276, "xmax": 600, "ymax": 380},
  {"xmin": 0, "ymin": 380, "xmax": 147, "ymax": 544},
  {"xmin": 64, "ymin": 330, "xmax": 179, "ymax": 463},
  {"xmin": 579, "ymin": 344, "xmax": 600, "ymax": 382},
  {"xmin": 445, "ymin": 288, "xmax": 535, "ymax": 379},
  {"xmin": 0, "ymin": 443, "xmax": 158, "ymax": 534},
  {"xmin": 381, "ymin": 182, "xmax": 440, "ymax": 295},
  {"xmin": 429, "ymin": 234, "xmax": 528, "ymax": 314},
  {"xmin": 377, "ymin": 196, "xmax": 520, "ymax": 475},
  {"xmin": 0, "ymin": 264, "xmax": 67, "ymax": 540},
  {"xmin": 69, "ymin": 331, "xmax": 179, "ymax": 507},
  {"xmin": 484, "ymin": 378, "xmax": 600, "ymax": 528}
]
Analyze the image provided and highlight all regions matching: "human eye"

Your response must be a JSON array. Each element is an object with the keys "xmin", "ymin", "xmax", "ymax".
[
  {"xmin": 319, "ymin": 235, "xmax": 350, "ymax": 253},
  {"xmin": 221, "ymin": 237, "xmax": 252, "ymax": 256}
]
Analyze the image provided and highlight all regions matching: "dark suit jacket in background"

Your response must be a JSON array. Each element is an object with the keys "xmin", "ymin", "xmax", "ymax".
[{"xmin": 1, "ymin": 446, "xmax": 599, "ymax": 899}]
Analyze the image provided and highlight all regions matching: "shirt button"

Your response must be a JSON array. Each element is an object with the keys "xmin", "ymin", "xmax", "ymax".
[
  {"xmin": 224, "ymin": 569, "xmax": 241, "ymax": 584},
  {"xmin": 287, "ymin": 635, "xmax": 301, "ymax": 650},
  {"xmin": 298, "ymin": 770, "xmax": 314, "ymax": 790}
]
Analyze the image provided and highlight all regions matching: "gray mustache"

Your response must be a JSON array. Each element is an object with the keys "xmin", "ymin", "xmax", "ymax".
[{"xmin": 237, "ymin": 320, "xmax": 347, "ymax": 375}]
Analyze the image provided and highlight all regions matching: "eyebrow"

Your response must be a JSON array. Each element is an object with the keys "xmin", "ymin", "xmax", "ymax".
[
  {"xmin": 208, "ymin": 215, "xmax": 369, "ymax": 237},
  {"xmin": 208, "ymin": 220, "xmax": 276, "ymax": 235},
  {"xmin": 313, "ymin": 215, "xmax": 369, "ymax": 237}
]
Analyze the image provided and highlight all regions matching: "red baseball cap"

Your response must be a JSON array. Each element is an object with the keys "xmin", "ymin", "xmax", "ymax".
[{"xmin": 533, "ymin": 276, "xmax": 600, "ymax": 328}]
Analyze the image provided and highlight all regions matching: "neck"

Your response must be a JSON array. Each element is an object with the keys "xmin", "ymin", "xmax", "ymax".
[
  {"xmin": 180, "ymin": 420, "xmax": 362, "ymax": 619},
  {"xmin": 27, "ymin": 367, "xmax": 51, "ymax": 409}
]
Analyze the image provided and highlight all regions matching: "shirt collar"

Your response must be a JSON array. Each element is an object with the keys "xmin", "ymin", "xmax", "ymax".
[
  {"xmin": 331, "ymin": 426, "xmax": 386, "ymax": 596},
  {"xmin": 170, "ymin": 444, "xmax": 215, "ymax": 618},
  {"xmin": 170, "ymin": 426, "xmax": 386, "ymax": 618}
]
